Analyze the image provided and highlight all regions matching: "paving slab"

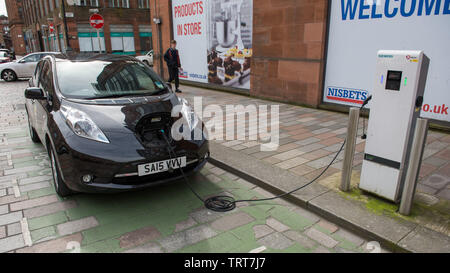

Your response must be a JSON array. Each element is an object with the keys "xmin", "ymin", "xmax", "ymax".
[
  {"xmin": 0, "ymin": 234, "xmax": 25, "ymax": 253},
  {"xmin": 210, "ymin": 212, "xmax": 254, "ymax": 231},
  {"xmin": 57, "ymin": 216, "xmax": 99, "ymax": 236},
  {"xmin": 305, "ymin": 228, "xmax": 339, "ymax": 248},
  {"xmin": 158, "ymin": 225, "xmax": 217, "ymax": 253},
  {"xmin": 257, "ymin": 232, "xmax": 294, "ymax": 250},
  {"xmin": 308, "ymin": 190, "xmax": 417, "ymax": 245},
  {"xmin": 398, "ymin": 226, "xmax": 450, "ymax": 253},
  {"xmin": 124, "ymin": 242, "xmax": 164, "ymax": 253}
]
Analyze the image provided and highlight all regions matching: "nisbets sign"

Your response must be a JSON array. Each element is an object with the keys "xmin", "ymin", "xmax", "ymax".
[
  {"xmin": 341, "ymin": 0, "xmax": 450, "ymax": 20},
  {"xmin": 326, "ymin": 87, "xmax": 369, "ymax": 105},
  {"xmin": 179, "ymin": 70, "xmax": 189, "ymax": 79}
]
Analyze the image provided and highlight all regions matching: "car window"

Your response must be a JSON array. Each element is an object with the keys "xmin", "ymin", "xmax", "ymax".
[
  {"xmin": 39, "ymin": 61, "xmax": 55, "ymax": 95},
  {"xmin": 56, "ymin": 60, "xmax": 167, "ymax": 99},
  {"xmin": 34, "ymin": 61, "xmax": 45, "ymax": 84},
  {"xmin": 0, "ymin": 52, "xmax": 8, "ymax": 57},
  {"xmin": 21, "ymin": 54, "xmax": 41, "ymax": 63}
]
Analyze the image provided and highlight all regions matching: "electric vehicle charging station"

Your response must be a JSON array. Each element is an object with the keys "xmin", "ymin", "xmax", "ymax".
[{"xmin": 360, "ymin": 50, "xmax": 430, "ymax": 203}]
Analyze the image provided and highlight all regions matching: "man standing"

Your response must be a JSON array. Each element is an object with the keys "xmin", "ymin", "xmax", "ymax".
[{"xmin": 164, "ymin": 40, "xmax": 182, "ymax": 93}]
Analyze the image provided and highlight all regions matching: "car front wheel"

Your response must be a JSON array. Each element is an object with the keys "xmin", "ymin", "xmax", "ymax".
[
  {"xmin": 1, "ymin": 69, "xmax": 17, "ymax": 82},
  {"xmin": 49, "ymin": 145, "xmax": 74, "ymax": 197}
]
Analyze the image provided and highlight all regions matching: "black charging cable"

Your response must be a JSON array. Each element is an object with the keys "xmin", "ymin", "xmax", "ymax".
[
  {"xmin": 360, "ymin": 95, "xmax": 372, "ymax": 140},
  {"xmin": 160, "ymin": 96, "xmax": 373, "ymax": 212}
]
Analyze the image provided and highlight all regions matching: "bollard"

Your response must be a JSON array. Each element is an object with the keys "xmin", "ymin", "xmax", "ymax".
[
  {"xmin": 340, "ymin": 107, "xmax": 360, "ymax": 192},
  {"xmin": 399, "ymin": 118, "xmax": 429, "ymax": 216}
]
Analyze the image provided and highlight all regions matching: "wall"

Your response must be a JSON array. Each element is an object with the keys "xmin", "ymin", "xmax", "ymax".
[
  {"xmin": 149, "ymin": 0, "xmax": 173, "ymax": 81},
  {"xmin": 251, "ymin": 0, "xmax": 329, "ymax": 107}
]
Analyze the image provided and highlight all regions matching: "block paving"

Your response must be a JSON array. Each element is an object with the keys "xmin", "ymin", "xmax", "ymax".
[{"xmin": 2, "ymin": 78, "xmax": 445, "ymax": 253}]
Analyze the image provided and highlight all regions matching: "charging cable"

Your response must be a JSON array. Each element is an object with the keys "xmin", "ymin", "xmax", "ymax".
[
  {"xmin": 361, "ymin": 95, "xmax": 372, "ymax": 140},
  {"xmin": 160, "ymin": 96, "xmax": 372, "ymax": 212}
]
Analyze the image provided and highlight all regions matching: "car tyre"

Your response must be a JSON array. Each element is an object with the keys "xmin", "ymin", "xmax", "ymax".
[
  {"xmin": 1, "ymin": 69, "xmax": 17, "ymax": 82},
  {"xmin": 26, "ymin": 111, "xmax": 40, "ymax": 143},
  {"xmin": 143, "ymin": 60, "xmax": 149, "ymax": 65},
  {"xmin": 49, "ymin": 145, "xmax": 74, "ymax": 197}
]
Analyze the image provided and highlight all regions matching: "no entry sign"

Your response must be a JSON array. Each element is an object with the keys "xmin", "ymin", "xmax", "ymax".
[{"xmin": 90, "ymin": 14, "xmax": 104, "ymax": 29}]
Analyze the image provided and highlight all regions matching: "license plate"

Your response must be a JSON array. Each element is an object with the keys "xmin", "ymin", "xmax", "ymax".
[{"xmin": 138, "ymin": 157, "xmax": 187, "ymax": 177}]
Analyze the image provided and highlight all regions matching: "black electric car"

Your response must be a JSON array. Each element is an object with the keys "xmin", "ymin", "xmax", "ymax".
[{"xmin": 25, "ymin": 54, "xmax": 209, "ymax": 197}]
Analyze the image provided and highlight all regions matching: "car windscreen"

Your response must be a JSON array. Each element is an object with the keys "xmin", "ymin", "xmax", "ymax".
[
  {"xmin": 0, "ymin": 52, "xmax": 8, "ymax": 57},
  {"xmin": 56, "ymin": 60, "xmax": 168, "ymax": 99}
]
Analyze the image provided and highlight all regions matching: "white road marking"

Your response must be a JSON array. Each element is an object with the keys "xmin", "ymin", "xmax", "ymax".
[
  {"xmin": 12, "ymin": 178, "xmax": 21, "ymax": 197},
  {"xmin": 21, "ymin": 218, "xmax": 33, "ymax": 247},
  {"xmin": 249, "ymin": 246, "xmax": 267, "ymax": 253}
]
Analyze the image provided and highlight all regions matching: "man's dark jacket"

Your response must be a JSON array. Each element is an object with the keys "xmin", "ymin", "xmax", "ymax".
[{"xmin": 164, "ymin": 48, "xmax": 181, "ymax": 68}]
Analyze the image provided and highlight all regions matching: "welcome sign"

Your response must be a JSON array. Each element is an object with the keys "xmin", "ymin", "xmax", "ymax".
[{"xmin": 323, "ymin": 0, "xmax": 450, "ymax": 122}]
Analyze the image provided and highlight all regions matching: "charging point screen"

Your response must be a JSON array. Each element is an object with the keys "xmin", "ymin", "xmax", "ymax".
[{"xmin": 386, "ymin": 70, "xmax": 403, "ymax": 91}]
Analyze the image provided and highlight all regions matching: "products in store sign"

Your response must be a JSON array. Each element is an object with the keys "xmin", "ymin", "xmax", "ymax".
[{"xmin": 174, "ymin": 1, "xmax": 204, "ymax": 36}]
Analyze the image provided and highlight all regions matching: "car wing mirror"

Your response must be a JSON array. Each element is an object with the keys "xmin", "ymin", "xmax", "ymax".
[{"xmin": 25, "ymin": 87, "xmax": 46, "ymax": 100}]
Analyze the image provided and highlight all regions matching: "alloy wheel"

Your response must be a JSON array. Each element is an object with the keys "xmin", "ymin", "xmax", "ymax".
[{"xmin": 2, "ymin": 71, "xmax": 15, "ymax": 82}]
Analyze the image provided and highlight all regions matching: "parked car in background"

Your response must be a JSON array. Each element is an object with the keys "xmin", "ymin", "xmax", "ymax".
[
  {"xmin": 136, "ymin": 50, "xmax": 154, "ymax": 66},
  {"xmin": 0, "ymin": 51, "xmax": 10, "ymax": 64},
  {"xmin": 0, "ymin": 52, "xmax": 60, "ymax": 82},
  {"xmin": 25, "ymin": 54, "xmax": 209, "ymax": 197}
]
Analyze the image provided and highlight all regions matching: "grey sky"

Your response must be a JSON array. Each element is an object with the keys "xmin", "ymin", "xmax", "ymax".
[{"xmin": 0, "ymin": 0, "xmax": 6, "ymax": 17}]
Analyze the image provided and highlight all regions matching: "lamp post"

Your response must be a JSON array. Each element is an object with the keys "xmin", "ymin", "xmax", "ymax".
[{"xmin": 61, "ymin": 0, "xmax": 72, "ymax": 51}]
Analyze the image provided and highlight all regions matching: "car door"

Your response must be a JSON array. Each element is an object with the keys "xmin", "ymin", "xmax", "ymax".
[
  {"xmin": 16, "ymin": 54, "xmax": 42, "ymax": 78},
  {"xmin": 26, "ymin": 61, "xmax": 45, "ymax": 134},
  {"xmin": 35, "ymin": 60, "xmax": 54, "ymax": 141}
]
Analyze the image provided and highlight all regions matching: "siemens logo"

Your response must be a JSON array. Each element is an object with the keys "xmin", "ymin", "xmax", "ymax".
[
  {"xmin": 327, "ymin": 87, "xmax": 369, "ymax": 105},
  {"xmin": 341, "ymin": 0, "xmax": 450, "ymax": 20}
]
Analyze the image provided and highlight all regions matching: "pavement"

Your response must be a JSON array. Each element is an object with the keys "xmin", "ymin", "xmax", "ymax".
[
  {"xmin": 176, "ymin": 84, "xmax": 450, "ymax": 252},
  {"xmin": 0, "ymin": 80, "xmax": 387, "ymax": 253}
]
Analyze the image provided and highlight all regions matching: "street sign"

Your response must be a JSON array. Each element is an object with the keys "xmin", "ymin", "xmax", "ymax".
[
  {"xmin": 90, "ymin": 14, "xmax": 104, "ymax": 54},
  {"xmin": 49, "ymin": 23, "xmax": 55, "ymax": 33},
  {"xmin": 89, "ymin": 14, "xmax": 104, "ymax": 29}
]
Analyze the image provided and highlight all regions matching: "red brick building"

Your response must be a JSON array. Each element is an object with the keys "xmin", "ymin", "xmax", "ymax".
[
  {"xmin": 4, "ymin": 0, "xmax": 26, "ymax": 55},
  {"xmin": 14, "ymin": 0, "xmax": 152, "ymax": 55},
  {"xmin": 0, "ymin": 15, "xmax": 12, "ymax": 50}
]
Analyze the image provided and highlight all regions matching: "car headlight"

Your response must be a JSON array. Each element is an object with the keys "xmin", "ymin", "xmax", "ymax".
[
  {"xmin": 60, "ymin": 106, "xmax": 110, "ymax": 144},
  {"xmin": 180, "ymin": 98, "xmax": 199, "ymax": 130}
]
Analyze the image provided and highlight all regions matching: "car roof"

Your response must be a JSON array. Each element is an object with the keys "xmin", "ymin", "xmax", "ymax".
[
  {"xmin": 31, "ymin": 52, "xmax": 60, "ymax": 55},
  {"xmin": 53, "ymin": 53, "xmax": 136, "ymax": 63}
]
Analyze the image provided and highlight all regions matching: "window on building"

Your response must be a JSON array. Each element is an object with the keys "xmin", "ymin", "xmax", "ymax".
[
  {"xmin": 39, "ymin": 0, "xmax": 44, "ymax": 18},
  {"xmin": 55, "ymin": 0, "xmax": 59, "ymax": 9},
  {"xmin": 43, "ymin": 0, "xmax": 48, "ymax": 15},
  {"xmin": 77, "ymin": 24, "xmax": 106, "ymax": 53},
  {"xmin": 138, "ymin": 0, "xmax": 149, "ymax": 9},
  {"xmin": 108, "ymin": 0, "xmax": 129, "ymax": 8},
  {"xmin": 49, "ymin": 0, "xmax": 54, "ymax": 12},
  {"xmin": 58, "ymin": 25, "xmax": 65, "ymax": 53},
  {"xmin": 139, "ymin": 25, "xmax": 152, "ymax": 54},
  {"xmin": 110, "ymin": 25, "xmax": 135, "ymax": 55},
  {"xmin": 78, "ymin": 0, "xmax": 99, "ymax": 6}
]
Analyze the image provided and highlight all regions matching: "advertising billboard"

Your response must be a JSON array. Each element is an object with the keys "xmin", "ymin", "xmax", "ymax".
[
  {"xmin": 172, "ymin": 0, "xmax": 253, "ymax": 90},
  {"xmin": 323, "ymin": 0, "xmax": 450, "ymax": 122}
]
